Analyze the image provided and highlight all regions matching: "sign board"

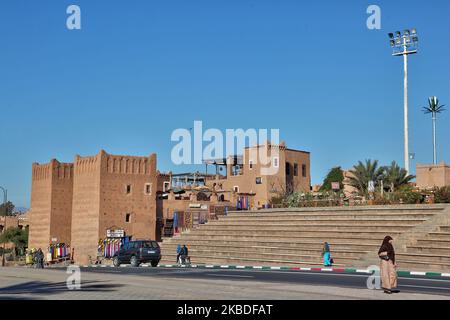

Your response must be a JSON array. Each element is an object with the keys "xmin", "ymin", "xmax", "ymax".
[
  {"xmin": 51, "ymin": 238, "xmax": 58, "ymax": 243},
  {"xmin": 189, "ymin": 203, "xmax": 202, "ymax": 209},
  {"xmin": 331, "ymin": 182, "xmax": 340, "ymax": 190},
  {"xmin": 107, "ymin": 229, "xmax": 124, "ymax": 238},
  {"xmin": 200, "ymin": 204, "xmax": 208, "ymax": 210}
]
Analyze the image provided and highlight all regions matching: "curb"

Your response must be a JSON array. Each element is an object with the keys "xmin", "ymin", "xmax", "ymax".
[
  {"xmin": 82, "ymin": 263, "xmax": 450, "ymax": 278},
  {"xmin": 158, "ymin": 264, "xmax": 450, "ymax": 278}
]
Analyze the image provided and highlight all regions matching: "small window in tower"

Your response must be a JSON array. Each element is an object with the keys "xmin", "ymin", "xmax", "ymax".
[
  {"xmin": 126, "ymin": 185, "xmax": 132, "ymax": 194},
  {"xmin": 249, "ymin": 160, "xmax": 253, "ymax": 170},
  {"xmin": 145, "ymin": 183, "xmax": 152, "ymax": 195},
  {"xmin": 302, "ymin": 164, "xmax": 307, "ymax": 177},
  {"xmin": 294, "ymin": 163, "xmax": 298, "ymax": 176},
  {"xmin": 126, "ymin": 213, "xmax": 131, "ymax": 223}
]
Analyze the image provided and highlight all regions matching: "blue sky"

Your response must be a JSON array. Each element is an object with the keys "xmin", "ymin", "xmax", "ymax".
[{"xmin": 0, "ymin": 0, "xmax": 449, "ymax": 207}]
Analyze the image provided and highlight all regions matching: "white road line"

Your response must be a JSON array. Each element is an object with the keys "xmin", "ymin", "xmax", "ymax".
[
  {"xmin": 271, "ymin": 267, "xmax": 281, "ymax": 270},
  {"xmin": 400, "ymin": 284, "xmax": 450, "ymax": 291},
  {"xmin": 236, "ymin": 266, "xmax": 246, "ymax": 269},
  {"xmin": 207, "ymin": 274, "xmax": 254, "ymax": 279},
  {"xmin": 253, "ymin": 266, "xmax": 263, "ymax": 269},
  {"xmin": 220, "ymin": 265, "xmax": 229, "ymax": 268}
]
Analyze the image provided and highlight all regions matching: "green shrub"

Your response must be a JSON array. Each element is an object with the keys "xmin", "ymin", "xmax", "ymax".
[{"xmin": 434, "ymin": 186, "xmax": 450, "ymax": 203}]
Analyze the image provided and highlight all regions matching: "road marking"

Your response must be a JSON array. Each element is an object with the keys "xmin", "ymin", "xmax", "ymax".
[
  {"xmin": 253, "ymin": 266, "xmax": 263, "ymax": 269},
  {"xmin": 400, "ymin": 284, "xmax": 450, "ymax": 291},
  {"xmin": 271, "ymin": 267, "xmax": 281, "ymax": 270},
  {"xmin": 220, "ymin": 265, "xmax": 229, "ymax": 268},
  {"xmin": 207, "ymin": 273, "xmax": 254, "ymax": 279},
  {"xmin": 356, "ymin": 269, "xmax": 371, "ymax": 274},
  {"xmin": 236, "ymin": 266, "xmax": 246, "ymax": 269},
  {"xmin": 410, "ymin": 272, "xmax": 426, "ymax": 276}
]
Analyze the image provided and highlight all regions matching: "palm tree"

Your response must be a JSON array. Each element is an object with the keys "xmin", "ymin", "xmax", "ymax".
[
  {"xmin": 383, "ymin": 161, "xmax": 415, "ymax": 192},
  {"xmin": 347, "ymin": 160, "xmax": 385, "ymax": 195},
  {"xmin": 422, "ymin": 97, "xmax": 446, "ymax": 165}
]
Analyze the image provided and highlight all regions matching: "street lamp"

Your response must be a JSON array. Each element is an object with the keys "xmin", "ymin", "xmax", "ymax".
[
  {"xmin": 0, "ymin": 186, "xmax": 7, "ymax": 267},
  {"xmin": 388, "ymin": 28, "xmax": 419, "ymax": 175}
]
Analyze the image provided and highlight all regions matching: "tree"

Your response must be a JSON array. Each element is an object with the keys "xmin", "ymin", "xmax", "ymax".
[
  {"xmin": 422, "ymin": 97, "xmax": 446, "ymax": 165},
  {"xmin": 0, "ymin": 201, "xmax": 15, "ymax": 217},
  {"xmin": 320, "ymin": 167, "xmax": 344, "ymax": 192},
  {"xmin": 347, "ymin": 160, "xmax": 384, "ymax": 194},
  {"xmin": 0, "ymin": 227, "xmax": 29, "ymax": 256},
  {"xmin": 382, "ymin": 161, "xmax": 415, "ymax": 192}
]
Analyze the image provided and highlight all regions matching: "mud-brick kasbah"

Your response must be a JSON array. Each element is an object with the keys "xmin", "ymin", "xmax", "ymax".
[
  {"xmin": 27, "ymin": 142, "xmax": 311, "ymax": 264},
  {"xmin": 27, "ymin": 141, "xmax": 450, "ymax": 265}
]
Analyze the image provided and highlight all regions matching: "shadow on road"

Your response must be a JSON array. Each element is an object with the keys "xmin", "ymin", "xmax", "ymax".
[{"xmin": 0, "ymin": 280, "xmax": 123, "ymax": 297}]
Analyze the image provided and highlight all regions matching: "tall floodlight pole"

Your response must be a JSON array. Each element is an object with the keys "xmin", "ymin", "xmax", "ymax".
[
  {"xmin": 388, "ymin": 29, "xmax": 419, "ymax": 175},
  {"xmin": 0, "ymin": 186, "xmax": 7, "ymax": 267}
]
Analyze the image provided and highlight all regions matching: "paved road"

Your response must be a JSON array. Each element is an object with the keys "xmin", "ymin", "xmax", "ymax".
[
  {"xmin": 74, "ymin": 266, "xmax": 450, "ymax": 297},
  {"xmin": 0, "ymin": 266, "xmax": 449, "ymax": 300}
]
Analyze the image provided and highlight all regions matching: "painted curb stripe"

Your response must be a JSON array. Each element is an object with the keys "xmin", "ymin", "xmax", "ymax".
[
  {"xmin": 20, "ymin": 262, "xmax": 450, "ymax": 278},
  {"xmin": 83, "ymin": 263, "xmax": 449, "ymax": 278},
  {"xmin": 410, "ymin": 271, "xmax": 426, "ymax": 276}
]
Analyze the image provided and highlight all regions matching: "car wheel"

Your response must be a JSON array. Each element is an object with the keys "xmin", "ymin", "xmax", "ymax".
[
  {"xmin": 113, "ymin": 256, "xmax": 120, "ymax": 267},
  {"xmin": 151, "ymin": 261, "xmax": 159, "ymax": 267},
  {"xmin": 130, "ymin": 256, "xmax": 139, "ymax": 267}
]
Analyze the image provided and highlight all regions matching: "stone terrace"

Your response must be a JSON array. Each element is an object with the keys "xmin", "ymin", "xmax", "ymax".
[{"xmin": 159, "ymin": 205, "xmax": 450, "ymax": 272}]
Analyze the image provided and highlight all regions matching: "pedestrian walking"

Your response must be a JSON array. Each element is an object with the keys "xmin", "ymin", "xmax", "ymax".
[
  {"xmin": 180, "ymin": 244, "xmax": 189, "ymax": 265},
  {"xmin": 35, "ymin": 248, "xmax": 45, "ymax": 269},
  {"xmin": 378, "ymin": 236, "xmax": 398, "ymax": 294},
  {"xmin": 176, "ymin": 244, "xmax": 182, "ymax": 264},
  {"xmin": 322, "ymin": 242, "xmax": 333, "ymax": 266}
]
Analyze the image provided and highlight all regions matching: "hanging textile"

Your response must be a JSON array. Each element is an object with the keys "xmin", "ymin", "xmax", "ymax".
[{"xmin": 173, "ymin": 212, "xmax": 179, "ymax": 233}]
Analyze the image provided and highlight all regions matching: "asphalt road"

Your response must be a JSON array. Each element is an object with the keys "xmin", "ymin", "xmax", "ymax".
[{"xmin": 68, "ymin": 266, "xmax": 450, "ymax": 297}]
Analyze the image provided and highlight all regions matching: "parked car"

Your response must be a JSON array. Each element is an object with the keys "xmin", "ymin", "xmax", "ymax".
[{"xmin": 113, "ymin": 240, "xmax": 161, "ymax": 267}]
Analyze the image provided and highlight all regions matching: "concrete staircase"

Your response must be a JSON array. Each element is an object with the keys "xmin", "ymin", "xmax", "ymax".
[{"xmin": 159, "ymin": 205, "xmax": 450, "ymax": 272}]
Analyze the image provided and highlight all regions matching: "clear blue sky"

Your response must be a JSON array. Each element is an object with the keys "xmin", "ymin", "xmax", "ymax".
[{"xmin": 0, "ymin": 0, "xmax": 449, "ymax": 207}]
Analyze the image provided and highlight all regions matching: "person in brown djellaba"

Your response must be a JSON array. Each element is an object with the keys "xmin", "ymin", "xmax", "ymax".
[{"xmin": 378, "ymin": 236, "xmax": 399, "ymax": 294}]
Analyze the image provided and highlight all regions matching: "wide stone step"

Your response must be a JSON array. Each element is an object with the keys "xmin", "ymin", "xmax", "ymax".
[
  {"xmin": 396, "ymin": 253, "xmax": 450, "ymax": 264},
  {"xmin": 395, "ymin": 260, "xmax": 450, "ymax": 272},
  {"xmin": 406, "ymin": 246, "xmax": 450, "ymax": 256},
  {"xmin": 168, "ymin": 234, "xmax": 394, "ymax": 243},
  {"xmin": 160, "ymin": 248, "xmax": 363, "ymax": 263},
  {"xmin": 208, "ymin": 216, "xmax": 428, "ymax": 225},
  {"xmin": 439, "ymin": 226, "xmax": 450, "ymax": 232},
  {"xmin": 197, "ymin": 225, "xmax": 414, "ymax": 232},
  {"xmin": 223, "ymin": 213, "xmax": 437, "ymax": 220},
  {"xmin": 417, "ymin": 239, "xmax": 450, "ymax": 247},
  {"xmin": 159, "ymin": 254, "xmax": 348, "ymax": 268},
  {"xmin": 160, "ymin": 244, "xmax": 369, "ymax": 257},
  {"xmin": 161, "ymin": 239, "xmax": 381, "ymax": 250},
  {"xmin": 427, "ymin": 232, "xmax": 450, "ymax": 240},
  {"xmin": 188, "ymin": 230, "xmax": 404, "ymax": 237}
]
